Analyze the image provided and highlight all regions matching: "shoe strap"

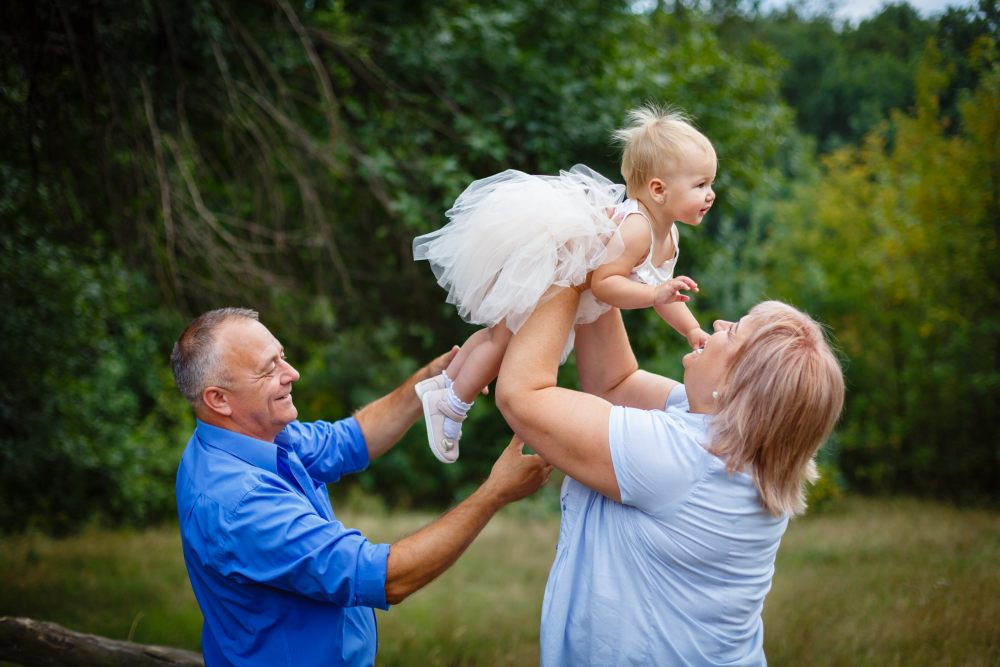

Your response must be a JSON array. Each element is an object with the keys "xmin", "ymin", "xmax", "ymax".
[{"xmin": 436, "ymin": 398, "xmax": 467, "ymax": 422}]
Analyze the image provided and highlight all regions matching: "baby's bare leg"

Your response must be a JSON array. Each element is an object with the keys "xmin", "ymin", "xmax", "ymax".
[
  {"xmin": 574, "ymin": 308, "xmax": 678, "ymax": 410},
  {"xmin": 446, "ymin": 328, "xmax": 491, "ymax": 380},
  {"xmin": 451, "ymin": 322, "xmax": 514, "ymax": 404}
]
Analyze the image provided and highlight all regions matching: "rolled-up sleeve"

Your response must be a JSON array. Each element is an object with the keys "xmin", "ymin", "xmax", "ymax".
[
  {"xmin": 283, "ymin": 418, "xmax": 370, "ymax": 482},
  {"xmin": 216, "ymin": 478, "xmax": 389, "ymax": 610}
]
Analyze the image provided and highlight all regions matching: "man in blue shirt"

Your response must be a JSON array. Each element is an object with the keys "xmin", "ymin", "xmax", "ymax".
[{"xmin": 171, "ymin": 307, "xmax": 551, "ymax": 667}]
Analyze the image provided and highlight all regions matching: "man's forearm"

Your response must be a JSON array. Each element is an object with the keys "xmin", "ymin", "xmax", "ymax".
[{"xmin": 383, "ymin": 484, "xmax": 503, "ymax": 605}]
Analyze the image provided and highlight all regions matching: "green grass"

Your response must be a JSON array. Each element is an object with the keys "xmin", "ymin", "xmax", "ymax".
[{"xmin": 1, "ymin": 497, "xmax": 998, "ymax": 666}]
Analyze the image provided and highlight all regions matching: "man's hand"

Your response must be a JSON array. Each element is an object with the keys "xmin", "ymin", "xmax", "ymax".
[
  {"xmin": 384, "ymin": 435, "xmax": 552, "ymax": 605},
  {"xmin": 482, "ymin": 436, "xmax": 553, "ymax": 506},
  {"xmin": 424, "ymin": 345, "xmax": 460, "ymax": 381},
  {"xmin": 423, "ymin": 342, "xmax": 490, "ymax": 395},
  {"xmin": 652, "ymin": 276, "xmax": 698, "ymax": 307}
]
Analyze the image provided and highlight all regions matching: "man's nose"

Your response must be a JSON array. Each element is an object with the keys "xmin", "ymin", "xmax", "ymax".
[{"xmin": 285, "ymin": 363, "xmax": 301, "ymax": 382}]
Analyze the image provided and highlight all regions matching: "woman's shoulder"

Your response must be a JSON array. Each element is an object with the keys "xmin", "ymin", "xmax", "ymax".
[{"xmin": 609, "ymin": 398, "xmax": 716, "ymax": 514}]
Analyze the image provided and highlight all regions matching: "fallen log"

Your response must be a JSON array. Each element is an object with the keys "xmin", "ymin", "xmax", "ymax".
[{"xmin": 0, "ymin": 617, "xmax": 204, "ymax": 667}]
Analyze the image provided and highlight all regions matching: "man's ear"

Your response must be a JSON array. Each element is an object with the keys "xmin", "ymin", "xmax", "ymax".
[{"xmin": 202, "ymin": 386, "xmax": 233, "ymax": 417}]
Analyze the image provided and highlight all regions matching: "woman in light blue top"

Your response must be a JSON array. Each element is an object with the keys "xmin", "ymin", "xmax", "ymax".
[{"xmin": 496, "ymin": 286, "xmax": 844, "ymax": 666}]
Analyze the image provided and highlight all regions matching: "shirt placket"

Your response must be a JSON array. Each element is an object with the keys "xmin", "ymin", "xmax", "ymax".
[{"xmin": 280, "ymin": 448, "xmax": 332, "ymax": 522}]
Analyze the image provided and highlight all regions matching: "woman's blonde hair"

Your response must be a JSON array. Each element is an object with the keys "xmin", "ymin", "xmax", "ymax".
[
  {"xmin": 708, "ymin": 301, "xmax": 845, "ymax": 517},
  {"xmin": 613, "ymin": 104, "xmax": 716, "ymax": 199}
]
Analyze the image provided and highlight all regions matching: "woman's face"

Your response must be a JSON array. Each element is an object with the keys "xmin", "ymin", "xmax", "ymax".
[{"xmin": 682, "ymin": 316, "xmax": 753, "ymax": 411}]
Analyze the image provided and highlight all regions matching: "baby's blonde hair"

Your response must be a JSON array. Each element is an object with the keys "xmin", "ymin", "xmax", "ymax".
[
  {"xmin": 708, "ymin": 301, "xmax": 845, "ymax": 518},
  {"xmin": 613, "ymin": 104, "xmax": 717, "ymax": 199}
]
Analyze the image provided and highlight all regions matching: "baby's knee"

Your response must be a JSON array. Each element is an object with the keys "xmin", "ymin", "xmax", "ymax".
[{"xmin": 487, "ymin": 324, "xmax": 514, "ymax": 347}]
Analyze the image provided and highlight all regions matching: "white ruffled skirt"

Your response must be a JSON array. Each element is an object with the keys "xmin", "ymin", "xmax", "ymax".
[{"xmin": 413, "ymin": 165, "xmax": 626, "ymax": 358}]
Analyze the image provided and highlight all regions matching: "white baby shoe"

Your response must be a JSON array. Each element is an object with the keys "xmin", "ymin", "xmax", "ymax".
[
  {"xmin": 421, "ymin": 387, "xmax": 464, "ymax": 464},
  {"xmin": 414, "ymin": 372, "xmax": 448, "ymax": 401}
]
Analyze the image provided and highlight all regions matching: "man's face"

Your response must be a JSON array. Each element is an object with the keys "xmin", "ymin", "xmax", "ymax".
[{"xmin": 215, "ymin": 320, "xmax": 300, "ymax": 441}]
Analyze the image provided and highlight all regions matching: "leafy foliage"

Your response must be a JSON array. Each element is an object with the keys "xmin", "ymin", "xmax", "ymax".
[
  {"xmin": 713, "ymin": 0, "xmax": 999, "ymax": 151},
  {"xmin": 0, "ymin": 0, "xmax": 792, "ymax": 524},
  {"xmin": 765, "ymin": 39, "xmax": 1000, "ymax": 502},
  {"xmin": 0, "ymin": 226, "xmax": 191, "ymax": 532},
  {"xmin": 0, "ymin": 0, "xmax": 997, "ymax": 531}
]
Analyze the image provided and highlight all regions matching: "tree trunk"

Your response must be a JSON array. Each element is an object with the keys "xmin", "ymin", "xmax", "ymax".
[{"xmin": 0, "ymin": 617, "xmax": 204, "ymax": 667}]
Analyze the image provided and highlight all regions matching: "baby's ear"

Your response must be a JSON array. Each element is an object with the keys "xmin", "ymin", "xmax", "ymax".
[{"xmin": 648, "ymin": 178, "xmax": 668, "ymax": 201}]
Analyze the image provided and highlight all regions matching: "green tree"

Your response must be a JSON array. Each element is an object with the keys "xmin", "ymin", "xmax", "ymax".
[
  {"xmin": 711, "ymin": 1, "xmax": 998, "ymax": 151},
  {"xmin": 765, "ymin": 38, "xmax": 1000, "ymax": 501}
]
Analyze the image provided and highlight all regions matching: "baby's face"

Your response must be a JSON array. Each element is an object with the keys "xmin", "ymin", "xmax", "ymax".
[{"xmin": 660, "ymin": 146, "xmax": 717, "ymax": 226}]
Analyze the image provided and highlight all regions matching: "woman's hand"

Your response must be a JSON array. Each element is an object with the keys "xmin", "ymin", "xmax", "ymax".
[{"xmin": 652, "ymin": 276, "xmax": 698, "ymax": 307}]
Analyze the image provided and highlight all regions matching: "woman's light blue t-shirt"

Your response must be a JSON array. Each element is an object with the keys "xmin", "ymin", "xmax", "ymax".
[{"xmin": 540, "ymin": 385, "xmax": 789, "ymax": 667}]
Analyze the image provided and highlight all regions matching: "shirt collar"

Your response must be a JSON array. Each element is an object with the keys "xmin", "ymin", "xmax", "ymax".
[{"xmin": 195, "ymin": 419, "xmax": 289, "ymax": 475}]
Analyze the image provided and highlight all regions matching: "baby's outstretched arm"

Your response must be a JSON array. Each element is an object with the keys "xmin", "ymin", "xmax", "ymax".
[
  {"xmin": 591, "ymin": 214, "xmax": 708, "ymax": 350},
  {"xmin": 655, "ymin": 301, "xmax": 710, "ymax": 350}
]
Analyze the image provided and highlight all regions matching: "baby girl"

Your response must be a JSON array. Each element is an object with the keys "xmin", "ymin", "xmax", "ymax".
[{"xmin": 413, "ymin": 105, "xmax": 716, "ymax": 462}]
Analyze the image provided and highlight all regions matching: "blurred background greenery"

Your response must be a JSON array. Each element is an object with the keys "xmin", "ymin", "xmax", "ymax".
[
  {"xmin": 2, "ymin": 0, "xmax": 997, "ymax": 531},
  {"xmin": 0, "ymin": 0, "xmax": 998, "ymax": 660}
]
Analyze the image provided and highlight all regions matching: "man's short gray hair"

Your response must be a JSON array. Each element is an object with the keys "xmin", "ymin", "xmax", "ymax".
[{"xmin": 171, "ymin": 307, "xmax": 260, "ymax": 408}]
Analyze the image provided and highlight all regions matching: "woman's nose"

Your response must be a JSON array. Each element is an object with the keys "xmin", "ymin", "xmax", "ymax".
[{"xmin": 713, "ymin": 319, "xmax": 732, "ymax": 333}]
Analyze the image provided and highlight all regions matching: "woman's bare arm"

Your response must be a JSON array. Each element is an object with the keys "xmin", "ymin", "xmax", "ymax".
[{"xmin": 496, "ymin": 288, "xmax": 622, "ymax": 501}]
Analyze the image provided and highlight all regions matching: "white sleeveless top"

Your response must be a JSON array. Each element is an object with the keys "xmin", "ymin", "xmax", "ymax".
[{"xmin": 615, "ymin": 199, "xmax": 679, "ymax": 286}]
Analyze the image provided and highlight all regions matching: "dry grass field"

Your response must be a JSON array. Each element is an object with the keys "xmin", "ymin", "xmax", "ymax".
[{"xmin": 1, "ymin": 496, "xmax": 998, "ymax": 666}]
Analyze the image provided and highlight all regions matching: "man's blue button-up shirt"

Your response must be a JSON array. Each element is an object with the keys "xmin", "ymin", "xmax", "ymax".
[{"xmin": 176, "ymin": 418, "xmax": 391, "ymax": 667}]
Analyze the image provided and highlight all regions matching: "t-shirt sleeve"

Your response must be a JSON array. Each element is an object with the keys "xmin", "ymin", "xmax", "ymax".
[
  {"xmin": 664, "ymin": 383, "xmax": 688, "ymax": 411},
  {"xmin": 609, "ymin": 404, "xmax": 712, "ymax": 517},
  {"xmin": 282, "ymin": 418, "xmax": 370, "ymax": 482}
]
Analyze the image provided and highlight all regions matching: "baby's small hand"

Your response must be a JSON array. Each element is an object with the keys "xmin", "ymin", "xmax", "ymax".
[
  {"xmin": 652, "ymin": 276, "xmax": 698, "ymax": 307},
  {"xmin": 686, "ymin": 327, "xmax": 710, "ymax": 351}
]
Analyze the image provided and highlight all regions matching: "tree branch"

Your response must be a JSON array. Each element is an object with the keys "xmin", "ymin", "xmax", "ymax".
[{"xmin": 0, "ymin": 617, "xmax": 204, "ymax": 667}]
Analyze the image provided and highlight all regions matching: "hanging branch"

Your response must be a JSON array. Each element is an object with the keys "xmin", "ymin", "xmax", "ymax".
[
  {"xmin": 138, "ymin": 71, "xmax": 185, "ymax": 308},
  {"xmin": 275, "ymin": 0, "xmax": 340, "ymax": 150},
  {"xmin": 237, "ymin": 82, "xmax": 342, "ymax": 173}
]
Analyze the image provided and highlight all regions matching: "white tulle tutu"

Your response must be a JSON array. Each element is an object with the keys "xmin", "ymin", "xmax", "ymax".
[{"xmin": 413, "ymin": 165, "xmax": 626, "ymax": 356}]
